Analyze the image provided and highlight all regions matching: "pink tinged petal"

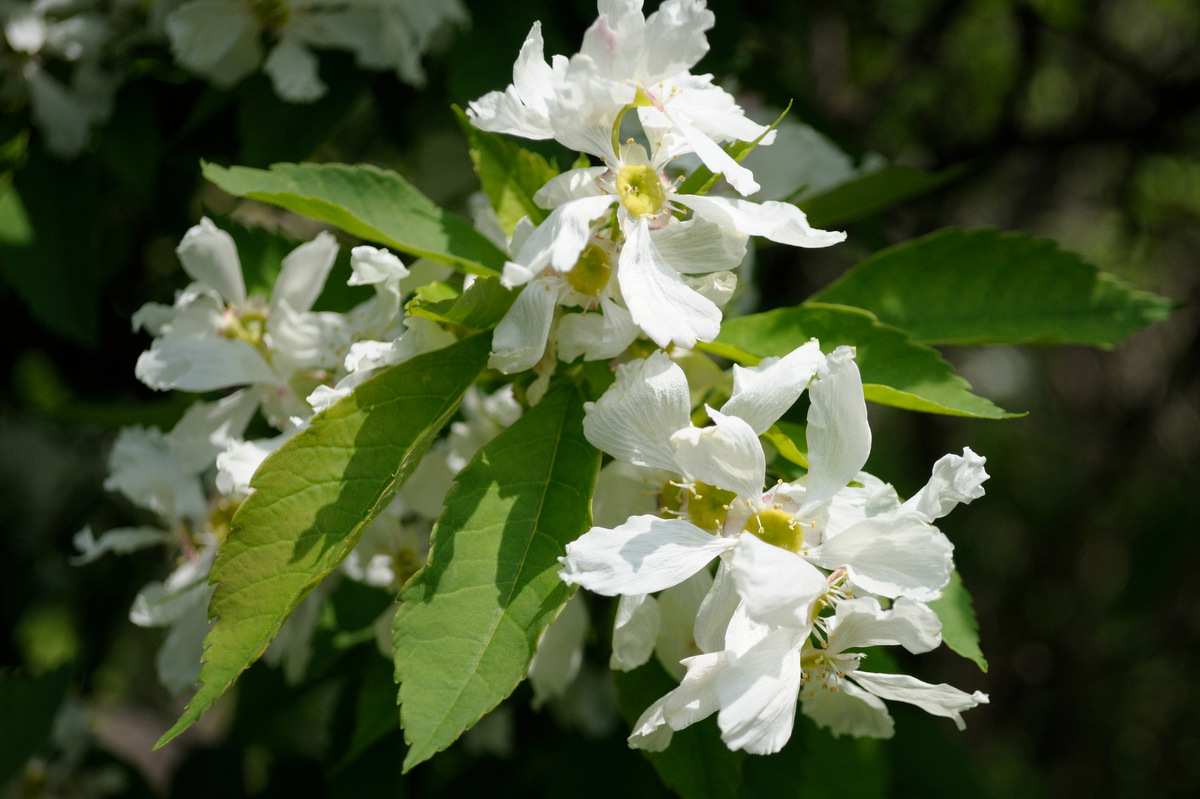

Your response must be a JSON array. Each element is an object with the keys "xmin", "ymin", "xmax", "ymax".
[
  {"xmin": 681, "ymin": 194, "xmax": 847, "ymax": 248},
  {"xmin": 849, "ymin": 671, "xmax": 989, "ymax": 730},
  {"xmin": 730, "ymin": 532, "xmax": 827, "ymax": 629},
  {"xmin": 582, "ymin": 350, "xmax": 691, "ymax": 472},
  {"xmin": 803, "ymin": 345, "xmax": 871, "ymax": 511},
  {"xmin": 715, "ymin": 628, "xmax": 805, "ymax": 754},
  {"xmin": 824, "ymin": 597, "xmax": 942, "ymax": 656},
  {"xmin": 533, "ymin": 166, "xmax": 608, "ymax": 209},
  {"xmin": 655, "ymin": 568, "xmax": 713, "ymax": 679},
  {"xmin": 176, "ymin": 217, "xmax": 245, "ymax": 304},
  {"xmin": 721, "ymin": 340, "xmax": 824, "ymax": 435},
  {"xmin": 610, "ymin": 593, "xmax": 661, "ymax": 671},
  {"xmin": 558, "ymin": 516, "xmax": 736, "ymax": 596},
  {"xmin": 669, "ymin": 407, "xmax": 764, "ymax": 501},
  {"xmin": 580, "ymin": 3, "xmax": 643, "ymax": 80},
  {"xmin": 649, "ymin": 216, "xmax": 747, "ymax": 275},
  {"xmin": 801, "ymin": 676, "xmax": 895, "ymax": 739},
  {"xmin": 528, "ymin": 592, "xmax": 590, "ymax": 708},
  {"xmin": 901, "ymin": 447, "xmax": 990, "ymax": 522},
  {"xmin": 618, "ymin": 218, "xmax": 722, "ymax": 348},
  {"xmin": 808, "ymin": 515, "xmax": 953, "ymax": 602},
  {"xmin": 271, "ymin": 231, "xmax": 338, "ymax": 312},
  {"xmin": 489, "ymin": 277, "xmax": 561, "ymax": 374},
  {"xmin": 640, "ymin": 0, "xmax": 714, "ymax": 80},
  {"xmin": 694, "ymin": 558, "xmax": 740, "ymax": 654},
  {"xmin": 135, "ymin": 337, "xmax": 277, "ymax": 392}
]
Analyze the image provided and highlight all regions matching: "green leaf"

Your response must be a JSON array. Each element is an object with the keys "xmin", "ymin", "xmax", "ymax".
[
  {"xmin": 738, "ymin": 717, "xmax": 886, "ymax": 799},
  {"xmin": 201, "ymin": 161, "xmax": 507, "ymax": 277},
  {"xmin": 763, "ymin": 423, "xmax": 808, "ymax": 469},
  {"xmin": 454, "ymin": 106, "xmax": 558, "ymax": 234},
  {"xmin": 712, "ymin": 303, "xmax": 1018, "ymax": 419},
  {"xmin": 811, "ymin": 227, "xmax": 1176, "ymax": 347},
  {"xmin": 0, "ymin": 666, "xmax": 72, "ymax": 786},
  {"xmin": 928, "ymin": 571, "xmax": 988, "ymax": 672},
  {"xmin": 394, "ymin": 381, "xmax": 600, "ymax": 771},
  {"xmin": 613, "ymin": 660, "xmax": 745, "ymax": 799},
  {"xmin": 408, "ymin": 275, "xmax": 516, "ymax": 331},
  {"xmin": 336, "ymin": 654, "xmax": 402, "ymax": 770},
  {"xmin": 798, "ymin": 164, "xmax": 966, "ymax": 229},
  {"xmin": 155, "ymin": 334, "xmax": 491, "ymax": 748}
]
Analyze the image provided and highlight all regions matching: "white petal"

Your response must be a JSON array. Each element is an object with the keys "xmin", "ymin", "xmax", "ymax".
[
  {"xmin": 721, "ymin": 340, "xmax": 823, "ymax": 435},
  {"xmin": 71, "ymin": 525, "xmax": 172, "ymax": 566},
  {"xmin": 649, "ymin": 215, "xmax": 748, "ymax": 274},
  {"xmin": 715, "ymin": 627, "xmax": 805, "ymax": 754},
  {"xmin": 619, "ymin": 218, "xmax": 721, "ymax": 349},
  {"xmin": 693, "ymin": 558, "xmax": 740, "ymax": 654},
  {"xmin": 628, "ymin": 650, "xmax": 725, "ymax": 752},
  {"xmin": 610, "ymin": 593, "xmax": 661, "ymax": 671},
  {"xmin": 466, "ymin": 22, "xmax": 556, "ymax": 140},
  {"xmin": 533, "ymin": 166, "xmax": 608, "ymax": 208},
  {"xmin": 166, "ymin": 2, "xmax": 261, "ymax": 87},
  {"xmin": 682, "ymin": 194, "xmax": 846, "ymax": 248},
  {"xmin": 640, "ymin": 0, "xmax": 714, "ymax": 79},
  {"xmin": 559, "ymin": 516, "xmax": 736, "ymax": 596},
  {"xmin": 808, "ymin": 516, "xmax": 953, "ymax": 602},
  {"xmin": 901, "ymin": 447, "xmax": 989, "ymax": 522},
  {"xmin": 104, "ymin": 427, "xmax": 207, "ymax": 521},
  {"xmin": 674, "ymin": 115, "xmax": 761, "ymax": 196},
  {"xmin": 554, "ymin": 297, "xmax": 639, "ymax": 363},
  {"xmin": 824, "ymin": 597, "xmax": 942, "ymax": 656},
  {"xmin": 175, "ymin": 217, "xmax": 245, "ymax": 304},
  {"xmin": 849, "ymin": 671, "xmax": 989, "ymax": 730},
  {"xmin": 582, "ymin": 350, "xmax": 691, "ymax": 472},
  {"xmin": 803, "ymin": 346, "xmax": 871, "ymax": 511},
  {"xmin": 136, "ymin": 336, "xmax": 277, "ymax": 392},
  {"xmin": 165, "ymin": 389, "xmax": 258, "ymax": 473},
  {"xmin": 654, "ymin": 567, "xmax": 712, "ymax": 678},
  {"xmin": 215, "ymin": 431, "xmax": 295, "ymax": 496},
  {"xmin": 154, "ymin": 590, "xmax": 213, "ymax": 695},
  {"xmin": 268, "ymin": 303, "xmax": 349, "ymax": 371},
  {"xmin": 730, "ymin": 532, "xmax": 826, "ymax": 628},
  {"xmin": 591, "ymin": 460, "xmax": 674, "ymax": 530},
  {"xmin": 528, "ymin": 592, "xmax": 590, "ymax": 708},
  {"xmin": 271, "ymin": 231, "xmax": 338, "ymax": 312},
  {"xmin": 669, "ymin": 407, "xmax": 764, "ymax": 502},
  {"xmin": 263, "ymin": 36, "xmax": 327, "ymax": 103},
  {"xmin": 348, "ymin": 245, "xmax": 409, "ymax": 286},
  {"xmin": 489, "ymin": 277, "xmax": 561, "ymax": 374},
  {"xmin": 801, "ymin": 676, "xmax": 894, "ymax": 739},
  {"xmin": 506, "ymin": 195, "xmax": 616, "ymax": 283}
]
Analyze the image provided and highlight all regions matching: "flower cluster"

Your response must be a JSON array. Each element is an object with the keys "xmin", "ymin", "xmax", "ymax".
[{"xmin": 467, "ymin": 0, "xmax": 845, "ymax": 374}]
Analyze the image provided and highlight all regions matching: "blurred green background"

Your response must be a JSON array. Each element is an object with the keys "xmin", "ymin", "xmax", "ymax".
[{"xmin": 2, "ymin": 0, "xmax": 1197, "ymax": 796}]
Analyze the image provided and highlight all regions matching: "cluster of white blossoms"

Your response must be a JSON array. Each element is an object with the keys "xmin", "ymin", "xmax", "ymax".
[
  {"xmin": 76, "ymin": 218, "xmax": 516, "ymax": 693},
  {"xmin": 459, "ymin": 0, "xmax": 991, "ymax": 754},
  {"xmin": 164, "ymin": 0, "xmax": 468, "ymax": 102},
  {"xmin": 467, "ymin": 0, "xmax": 845, "ymax": 375},
  {"xmin": 560, "ymin": 347, "xmax": 990, "ymax": 751}
]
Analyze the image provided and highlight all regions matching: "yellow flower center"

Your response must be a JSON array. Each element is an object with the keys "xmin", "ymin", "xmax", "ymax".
[
  {"xmin": 747, "ymin": 507, "xmax": 804, "ymax": 553},
  {"xmin": 565, "ymin": 244, "xmax": 613, "ymax": 296},
  {"xmin": 660, "ymin": 481, "xmax": 736, "ymax": 532},
  {"xmin": 616, "ymin": 163, "xmax": 667, "ymax": 217},
  {"xmin": 224, "ymin": 309, "xmax": 268, "ymax": 347}
]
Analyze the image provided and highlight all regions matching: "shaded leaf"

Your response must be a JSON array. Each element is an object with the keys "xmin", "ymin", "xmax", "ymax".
[
  {"xmin": 455, "ymin": 106, "xmax": 557, "ymax": 234},
  {"xmin": 395, "ymin": 381, "xmax": 600, "ymax": 771},
  {"xmin": 202, "ymin": 161, "xmax": 507, "ymax": 276},
  {"xmin": 798, "ymin": 164, "xmax": 965, "ymax": 229},
  {"xmin": 929, "ymin": 571, "xmax": 988, "ymax": 672},
  {"xmin": 711, "ymin": 303, "xmax": 1018, "ymax": 419},
  {"xmin": 408, "ymin": 276, "xmax": 516, "ymax": 331},
  {"xmin": 0, "ymin": 666, "xmax": 72, "ymax": 785},
  {"xmin": 156, "ymin": 334, "xmax": 491, "ymax": 747},
  {"xmin": 812, "ymin": 227, "xmax": 1175, "ymax": 347}
]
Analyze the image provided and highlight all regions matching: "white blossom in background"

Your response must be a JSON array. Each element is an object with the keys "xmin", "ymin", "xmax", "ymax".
[
  {"xmin": 0, "ymin": 0, "xmax": 124, "ymax": 157},
  {"xmin": 165, "ymin": 0, "xmax": 468, "ymax": 102}
]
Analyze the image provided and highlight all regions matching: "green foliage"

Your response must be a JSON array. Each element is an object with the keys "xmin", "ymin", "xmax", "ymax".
[
  {"xmin": 711, "ymin": 303, "xmax": 1018, "ymax": 419},
  {"xmin": 737, "ymin": 717, "xmax": 887, "ymax": 799},
  {"xmin": 0, "ymin": 666, "xmax": 72, "ymax": 785},
  {"xmin": 156, "ymin": 334, "xmax": 491, "ymax": 748},
  {"xmin": 929, "ymin": 571, "xmax": 988, "ymax": 672},
  {"xmin": 201, "ymin": 161, "xmax": 508, "ymax": 277},
  {"xmin": 798, "ymin": 164, "xmax": 966, "ymax": 229},
  {"xmin": 394, "ymin": 381, "xmax": 600, "ymax": 771},
  {"xmin": 812, "ymin": 227, "xmax": 1176, "ymax": 347},
  {"xmin": 409, "ymin": 275, "xmax": 516, "ymax": 331},
  {"xmin": 613, "ymin": 660, "xmax": 745, "ymax": 799},
  {"xmin": 455, "ymin": 106, "xmax": 558, "ymax": 234}
]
